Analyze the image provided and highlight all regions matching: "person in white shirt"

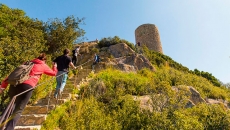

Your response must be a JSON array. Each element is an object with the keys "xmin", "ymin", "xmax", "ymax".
[{"xmin": 72, "ymin": 46, "xmax": 81, "ymax": 66}]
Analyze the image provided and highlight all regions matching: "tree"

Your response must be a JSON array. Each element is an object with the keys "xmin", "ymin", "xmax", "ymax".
[
  {"xmin": 43, "ymin": 16, "xmax": 85, "ymax": 59},
  {"xmin": 0, "ymin": 4, "xmax": 46, "ymax": 80}
]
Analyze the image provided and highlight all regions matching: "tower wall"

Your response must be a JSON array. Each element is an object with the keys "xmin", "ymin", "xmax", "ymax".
[{"xmin": 135, "ymin": 24, "xmax": 163, "ymax": 53}]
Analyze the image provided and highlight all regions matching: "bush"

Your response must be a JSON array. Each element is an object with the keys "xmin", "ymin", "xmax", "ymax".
[{"xmin": 98, "ymin": 36, "xmax": 135, "ymax": 51}]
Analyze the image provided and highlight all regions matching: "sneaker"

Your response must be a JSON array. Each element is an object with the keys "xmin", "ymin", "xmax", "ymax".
[{"xmin": 58, "ymin": 90, "xmax": 62, "ymax": 98}]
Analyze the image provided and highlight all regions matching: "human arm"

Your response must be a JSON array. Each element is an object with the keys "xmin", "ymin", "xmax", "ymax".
[
  {"xmin": 69, "ymin": 62, "xmax": 76, "ymax": 69},
  {"xmin": 43, "ymin": 63, "xmax": 58, "ymax": 76}
]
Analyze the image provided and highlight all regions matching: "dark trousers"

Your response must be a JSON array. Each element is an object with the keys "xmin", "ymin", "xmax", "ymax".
[
  {"xmin": 4, "ymin": 84, "xmax": 33, "ymax": 130},
  {"xmin": 72, "ymin": 56, "xmax": 77, "ymax": 66}
]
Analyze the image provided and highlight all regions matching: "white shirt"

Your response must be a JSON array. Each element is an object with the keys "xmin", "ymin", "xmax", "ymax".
[{"xmin": 74, "ymin": 48, "xmax": 80, "ymax": 56}]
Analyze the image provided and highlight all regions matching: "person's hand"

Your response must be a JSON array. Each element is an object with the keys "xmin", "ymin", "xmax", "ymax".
[{"xmin": 53, "ymin": 63, "xmax": 57, "ymax": 67}]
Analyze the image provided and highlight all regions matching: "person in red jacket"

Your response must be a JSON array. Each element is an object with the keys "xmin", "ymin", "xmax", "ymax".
[{"xmin": 0, "ymin": 53, "xmax": 57, "ymax": 130}]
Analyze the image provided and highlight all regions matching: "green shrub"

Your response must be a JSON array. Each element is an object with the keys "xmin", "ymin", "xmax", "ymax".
[
  {"xmin": 98, "ymin": 36, "xmax": 135, "ymax": 50},
  {"xmin": 187, "ymin": 104, "xmax": 230, "ymax": 130},
  {"xmin": 142, "ymin": 46, "xmax": 221, "ymax": 87},
  {"xmin": 41, "ymin": 102, "xmax": 70, "ymax": 130}
]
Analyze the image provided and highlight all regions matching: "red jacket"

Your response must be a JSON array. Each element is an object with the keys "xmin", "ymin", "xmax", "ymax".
[{"xmin": 0, "ymin": 58, "xmax": 57, "ymax": 89}]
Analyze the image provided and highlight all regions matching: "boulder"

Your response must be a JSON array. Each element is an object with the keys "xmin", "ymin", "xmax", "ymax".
[
  {"xmin": 172, "ymin": 86, "xmax": 206, "ymax": 108},
  {"xmin": 206, "ymin": 98, "xmax": 229, "ymax": 109},
  {"xmin": 109, "ymin": 43, "xmax": 135, "ymax": 58},
  {"xmin": 111, "ymin": 54, "xmax": 154, "ymax": 72},
  {"xmin": 188, "ymin": 86, "xmax": 206, "ymax": 104}
]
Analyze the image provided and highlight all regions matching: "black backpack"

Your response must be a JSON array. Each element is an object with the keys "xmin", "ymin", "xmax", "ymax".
[{"xmin": 72, "ymin": 49, "xmax": 75, "ymax": 55}]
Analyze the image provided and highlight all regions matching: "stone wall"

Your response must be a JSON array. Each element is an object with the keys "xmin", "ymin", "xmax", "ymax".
[{"xmin": 135, "ymin": 24, "xmax": 163, "ymax": 53}]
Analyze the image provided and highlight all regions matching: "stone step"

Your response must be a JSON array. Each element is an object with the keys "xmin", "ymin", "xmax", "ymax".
[
  {"xmin": 77, "ymin": 71, "xmax": 91, "ymax": 75},
  {"xmin": 78, "ymin": 69, "xmax": 92, "ymax": 72},
  {"xmin": 14, "ymin": 125, "xmax": 41, "ymax": 130},
  {"xmin": 47, "ymin": 92, "xmax": 72, "ymax": 99},
  {"xmin": 14, "ymin": 69, "xmax": 90, "ymax": 129},
  {"xmin": 64, "ymin": 85, "xmax": 77, "ymax": 89},
  {"xmin": 62, "ymin": 88, "xmax": 73, "ymax": 93},
  {"xmin": 66, "ymin": 82, "xmax": 75, "ymax": 86},
  {"xmin": 73, "ymin": 70, "xmax": 91, "ymax": 75},
  {"xmin": 69, "ymin": 76, "xmax": 88, "ymax": 83},
  {"xmin": 76, "ymin": 73, "xmax": 90, "ymax": 77},
  {"xmin": 35, "ymin": 98, "xmax": 67, "ymax": 106},
  {"xmin": 16, "ymin": 114, "xmax": 46, "ymax": 126},
  {"xmin": 65, "ymin": 81, "xmax": 81, "ymax": 89},
  {"xmin": 22, "ymin": 105, "xmax": 55, "ymax": 115}
]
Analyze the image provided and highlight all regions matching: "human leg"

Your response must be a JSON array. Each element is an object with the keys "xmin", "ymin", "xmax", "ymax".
[
  {"xmin": 92, "ymin": 62, "xmax": 96, "ymax": 70},
  {"xmin": 5, "ymin": 84, "xmax": 33, "ymax": 130},
  {"xmin": 59, "ymin": 73, "xmax": 68, "ymax": 93},
  {"xmin": 72, "ymin": 56, "xmax": 77, "ymax": 66},
  {"xmin": 54, "ymin": 71, "xmax": 63, "ymax": 98}
]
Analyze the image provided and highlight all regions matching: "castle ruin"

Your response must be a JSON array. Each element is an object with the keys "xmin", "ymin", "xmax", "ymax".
[{"xmin": 135, "ymin": 24, "xmax": 163, "ymax": 53}]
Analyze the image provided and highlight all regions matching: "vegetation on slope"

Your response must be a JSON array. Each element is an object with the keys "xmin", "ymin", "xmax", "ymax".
[
  {"xmin": 142, "ymin": 46, "xmax": 222, "ymax": 87},
  {"xmin": 43, "ymin": 68, "xmax": 230, "ymax": 130},
  {"xmin": 98, "ymin": 36, "xmax": 135, "ymax": 51}
]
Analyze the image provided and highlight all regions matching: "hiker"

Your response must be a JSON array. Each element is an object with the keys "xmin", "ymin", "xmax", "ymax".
[
  {"xmin": 53, "ymin": 49, "xmax": 76, "ymax": 98},
  {"xmin": 0, "ymin": 53, "xmax": 57, "ymax": 130},
  {"xmin": 72, "ymin": 46, "xmax": 81, "ymax": 66},
  {"xmin": 92, "ymin": 53, "xmax": 100, "ymax": 71}
]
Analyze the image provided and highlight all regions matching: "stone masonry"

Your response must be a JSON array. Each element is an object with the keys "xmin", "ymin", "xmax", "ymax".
[{"xmin": 135, "ymin": 24, "xmax": 163, "ymax": 53}]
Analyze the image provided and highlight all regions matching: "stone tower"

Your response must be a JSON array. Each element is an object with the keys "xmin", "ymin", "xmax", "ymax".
[{"xmin": 135, "ymin": 24, "xmax": 163, "ymax": 53}]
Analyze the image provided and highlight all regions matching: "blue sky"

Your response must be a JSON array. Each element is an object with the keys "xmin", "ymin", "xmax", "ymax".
[{"xmin": 1, "ymin": 0, "xmax": 230, "ymax": 83}]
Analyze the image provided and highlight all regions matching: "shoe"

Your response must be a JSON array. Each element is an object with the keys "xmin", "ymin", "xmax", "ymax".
[{"xmin": 58, "ymin": 90, "xmax": 62, "ymax": 98}]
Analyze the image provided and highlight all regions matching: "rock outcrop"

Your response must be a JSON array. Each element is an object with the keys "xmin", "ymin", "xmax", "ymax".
[
  {"xmin": 172, "ymin": 86, "xmax": 206, "ymax": 108},
  {"xmin": 188, "ymin": 86, "xmax": 206, "ymax": 104},
  {"xmin": 206, "ymin": 98, "xmax": 229, "ymax": 109},
  {"xmin": 106, "ymin": 43, "xmax": 155, "ymax": 72},
  {"xmin": 108, "ymin": 43, "xmax": 135, "ymax": 58}
]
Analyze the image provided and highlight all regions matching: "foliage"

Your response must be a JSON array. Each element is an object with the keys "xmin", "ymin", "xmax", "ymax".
[
  {"xmin": 186, "ymin": 104, "xmax": 230, "ymax": 129},
  {"xmin": 30, "ymin": 75, "xmax": 56, "ymax": 104},
  {"xmin": 81, "ymin": 68, "xmax": 155, "ymax": 104},
  {"xmin": 153, "ymin": 67, "xmax": 229, "ymax": 101},
  {"xmin": 142, "ymin": 46, "xmax": 221, "ymax": 87},
  {"xmin": 0, "ymin": 4, "xmax": 46, "ymax": 80},
  {"xmin": 42, "ymin": 98, "xmax": 120, "ymax": 130},
  {"xmin": 41, "ymin": 102, "xmax": 70, "ymax": 130},
  {"xmin": 0, "ymin": 4, "xmax": 85, "ymax": 112},
  {"xmin": 43, "ymin": 68, "xmax": 230, "ymax": 129},
  {"xmin": 98, "ymin": 36, "xmax": 135, "ymax": 50},
  {"xmin": 194, "ymin": 69, "xmax": 221, "ymax": 87},
  {"xmin": 43, "ymin": 16, "xmax": 85, "ymax": 59}
]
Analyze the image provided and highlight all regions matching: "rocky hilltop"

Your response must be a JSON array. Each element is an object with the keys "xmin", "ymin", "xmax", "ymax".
[
  {"xmin": 75, "ymin": 41, "xmax": 230, "ymax": 110},
  {"xmin": 75, "ymin": 41, "xmax": 155, "ymax": 72}
]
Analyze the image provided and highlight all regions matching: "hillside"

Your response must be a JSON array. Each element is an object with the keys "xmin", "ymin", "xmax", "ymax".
[
  {"xmin": 39, "ymin": 41, "xmax": 230, "ymax": 130},
  {"xmin": 1, "ymin": 4, "xmax": 230, "ymax": 129}
]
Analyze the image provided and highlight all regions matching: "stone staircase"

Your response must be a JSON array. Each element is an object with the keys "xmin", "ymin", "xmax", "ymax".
[{"xmin": 14, "ymin": 68, "xmax": 93, "ymax": 130}]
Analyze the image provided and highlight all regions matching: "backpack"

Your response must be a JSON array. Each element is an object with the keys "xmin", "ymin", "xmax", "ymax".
[
  {"xmin": 7, "ymin": 61, "xmax": 34, "ymax": 86},
  {"xmin": 72, "ymin": 49, "xmax": 76, "ymax": 55},
  {"xmin": 96, "ymin": 55, "xmax": 100, "ymax": 62}
]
